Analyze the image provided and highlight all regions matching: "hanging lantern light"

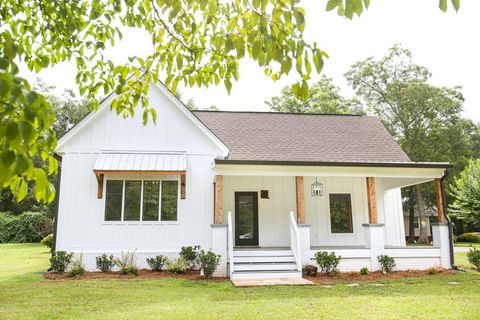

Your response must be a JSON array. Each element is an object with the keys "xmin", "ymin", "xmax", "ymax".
[{"xmin": 311, "ymin": 178, "xmax": 323, "ymax": 196}]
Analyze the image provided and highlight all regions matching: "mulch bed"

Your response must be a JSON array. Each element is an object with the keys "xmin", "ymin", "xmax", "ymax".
[
  {"xmin": 43, "ymin": 269, "xmax": 228, "ymax": 282},
  {"xmin": 305, "ymin": 269, "xmax": 456, "ymax": 285}
]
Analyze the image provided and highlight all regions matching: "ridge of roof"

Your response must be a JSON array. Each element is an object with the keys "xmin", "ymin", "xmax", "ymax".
[{"xmin": 192, "ymin": 110, "xmax": 365, "ymax": 117}]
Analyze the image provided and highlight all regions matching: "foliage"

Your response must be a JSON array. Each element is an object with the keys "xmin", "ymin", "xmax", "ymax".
[
  {"xmin": 49, "ymin": 251, "xmax": 73, "ymax": 273},
  {"xmin": 165, "ymin": 257, "xmax": 189, "ymax": 274},
  {"xmin": 456, "ymin": 232, "xmax": 480, "ymax": 243},
  {"xmin": 359, "ymin": 267, "xmax": 369, "ymax": 275},
  {"xmin": 427, "ymin": 266, "xmax": 443, "ymax": 275},
  {"xmin": 96, "ymin": 254, "xmax": 115, "ymax": 272},
  {"xmin": 0, "ymin": 211, "xmax": 52, "ymax": 243},
  {"xmin": 266, "ymin": 76, "xmax": 364, "ymax": 114},
  {"xmin": 179, "ymin": 245, "xmax": 200, "ymax": 270},
  {"xmin": 146, "ymin": 255, "xmax": 167, "ymax": 272},
  {"xmin": 68, "ymin": 253, "xmax": 86, "ymax": 277},
  {"xmin": 466, "ymin": 247, "xmax": 480, "ymax": 271},
  {"xmin": 314, "ymin": 251, "xmax": 341, "ymax": 275},
  {"xmin": 40, "ymin": 234, "xmax": 53, "ymax": 249},
  {"xmin": 377, "ymin": 255, "xmax": 396, "ymax": 274},
  {"xmin": 197, "ymin": 250, "xmax": 221, "ymax": 279},
  {"xmin": 450, "ymin": 160, "xmax": 480, "ymax": 230},
  {"xmin": 114, "ymin": 251, "xmax": 138, "ymax": 275}
]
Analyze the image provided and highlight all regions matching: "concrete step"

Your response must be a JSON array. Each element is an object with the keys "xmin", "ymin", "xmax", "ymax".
[
  {"xmin": 233, "ymin": 250, "xmax": 293, "ymax": 257},
  {"xmin": 234, "ymin": 256, "xmax": 296, "ymax": 263},
  {"xmin": 234, "ymin": 262, "xmax": 298, "ymax": 271},
  {"xmin": 231, "ymin": 270, "xmax": 302, "ymax": 280}
]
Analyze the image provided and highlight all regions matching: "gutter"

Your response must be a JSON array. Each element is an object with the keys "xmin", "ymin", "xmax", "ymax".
[
  {"xmin": 51, "ymin": 154, "xmax": 62, "ymax": 254},
  {"xmin": 440, "ymin": 167, "xmax": 457, "ymax": 269}
]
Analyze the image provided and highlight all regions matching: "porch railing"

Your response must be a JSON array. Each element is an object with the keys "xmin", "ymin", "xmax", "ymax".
[
  {"xmin": 227, "ymin": 211, "xmax": 234, "ymax": 278},
  {"xmin": 289, "ymin": 211, "xmax": 302, "ymax": 271}
]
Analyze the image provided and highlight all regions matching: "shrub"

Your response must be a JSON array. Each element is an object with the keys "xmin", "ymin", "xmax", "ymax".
[
  {"xmin": 467, "ymin": 247, "xmax": 480, "ymax": 271},
  {"xmin": 427, "ymin": 265, "xmax": 443, "ymax": 274},
  {"xmin": 96, "ymin": 254, "xmax": 115, "ymax": 272},
  {"xmin": 314, "ymin": 251, "xmax": 341, "ymax": 275},
  {"xmin": 165, "ymin": 257, "xmax": 189, "ymax": 274},
  {"xmin": 0, "ymin": 212, "xmax": 53, "ymax": 243},
  {"xmin": 179, "ymin": 245, "xmax": 200, "ymax": 269},
  {"xmin": 359, "ymin": 267, "xmax": 369, "ymax": 275},
  {"xmin": 41, "ymin": 234, "xmax": 53, "ymax": 248},
  {"xmin": 114, "ymin": 251, "xmax": 138, "ymax": 275},
  {"xmin": 146, "ymin": 255, "xmax": 167, "ymax": 272},
  {"xmin": 456, "ymin": 233, "xmax": 480, "ymax": 243},
  {"xmin": 197, "ymin": 250, "xmax": 221, "ymax": 278},
  {"xmin": 377, "ymin": 255, "xmax": 396, "ymax": 274},
  {"xmin": 50, "ymin": 251, "xmax": 73, "ymax": 273},
  {"xmin": 68, "ymin": 253, "xmax": 86, "ymax": 277}
]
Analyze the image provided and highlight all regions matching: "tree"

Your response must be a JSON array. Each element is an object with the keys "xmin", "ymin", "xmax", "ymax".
[
  {"xmin": 345, "ymin": 45, "xmax": 469, "ymax": 243},
  {"xmin": 266, "ymin": 76, "xmax": 364, "ymax": 114},
  {"xmin": 0, "ymin": 1, "xmax": 461, "ymax": 203},
  {"xmin": 450, "ymin": 159, "xmax": 480, "ymax": 230}
]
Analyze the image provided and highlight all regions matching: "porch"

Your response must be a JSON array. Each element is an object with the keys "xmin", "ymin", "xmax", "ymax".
[{"xmin": 209, "ymin": 163, "xmax": 452, "ymax": 280}]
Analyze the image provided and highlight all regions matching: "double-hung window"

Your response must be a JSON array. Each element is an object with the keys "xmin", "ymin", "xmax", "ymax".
[{"xmin": 104, "ymin": 179, "xmax": 178, "ymax": 222}]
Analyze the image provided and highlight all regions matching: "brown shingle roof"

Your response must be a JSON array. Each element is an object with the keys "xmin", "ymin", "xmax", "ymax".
[{"xmin": 193, "ymin": 111, "xmax": 411, "ymax": 163}]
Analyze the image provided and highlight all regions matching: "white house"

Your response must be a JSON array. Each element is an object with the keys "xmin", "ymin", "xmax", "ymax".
[{"xmin": 53, "ymin": 83, "xmax": 454, "ymax": 280}]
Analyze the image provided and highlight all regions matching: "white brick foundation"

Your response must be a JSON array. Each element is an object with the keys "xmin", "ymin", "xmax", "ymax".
[
  {"xmin": 363, "ymin": 224, "xmax": 385, "ymax": 271},
  {"xmin": 297, "ymin": 224, "xmax": 311, "ymax": 265},
  {"xmin": 211, "ymin": 224, "xmax": 228, "ymax": 277},
  {"xmin": 432, "ymin": 223, "xmax": 451, "ymax": 268}
]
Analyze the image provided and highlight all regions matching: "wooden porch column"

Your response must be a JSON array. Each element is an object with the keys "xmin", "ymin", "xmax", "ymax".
[
  {"xmin": 214, "ymin": 175, "xmax": 223, "ymax": 224},
  {"xmin": 435, "ymin": 178, "xmax": 447, "ymax": 223},
  {"xmin": 366, "ymin": 177, "xmax": 378, "ymax": 224},
  {"xmin": 295, "ymin": 176, "xmax": 305, "ymax": 224}
]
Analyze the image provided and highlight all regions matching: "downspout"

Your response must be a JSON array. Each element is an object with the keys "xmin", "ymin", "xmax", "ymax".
[
  {"xmin": 51, "ymin": 154, "xmax": 62, "ymax": 254},
  {"xmin": 440, "ymin": 167, "xmax": 457, "ymax": 269}
]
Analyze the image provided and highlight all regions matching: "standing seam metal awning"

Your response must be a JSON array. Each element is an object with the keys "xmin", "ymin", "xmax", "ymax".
[{"xmin": 93, "ymin": 152, "xmax": 187, "ymax": 173}]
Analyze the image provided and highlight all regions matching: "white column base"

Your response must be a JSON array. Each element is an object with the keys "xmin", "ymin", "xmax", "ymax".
[
  {"xmin": 362, "ymin": 223, "xmax": 385, "ymax": 271},
  {"xmin": 211, "ymin": 224, "xmax": 227, "ymax": 277},
  {"xmin": 298, "ymin": 224, "xmax": 311, "ymax": 265},
  {"xmin": 432, "ymin": 223, "xmax": 451, "ymax": 268}
]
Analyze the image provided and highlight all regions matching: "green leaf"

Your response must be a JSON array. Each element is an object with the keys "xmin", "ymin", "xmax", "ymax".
[
  {"xmin": 19, "ymin": 121, "xmax": 34, "ymax": 143},
  {"xmin": 0, "ymin": 77, "xmax": 11, "ymax": 97},
  {"xmin": 14, "ymin": 155, "xmax": 32, "ymax": 175},
  {"xmin": 451, "ymin": 0, "xmax": 460, "ymax": 11},
  {"xmin": 6, "ymin": 122, "xmax": 19, "ymax": 140},
  {"xmin": 224, "ymin": 78, "xmax": 232, "ymax": 93},
  {"xmin": 326, "ymin": 0, "xmax": 341, "ymax": 11},
  {"xmin": 439, "ymin": 0, "xmax": 448, "ymax": 12}
]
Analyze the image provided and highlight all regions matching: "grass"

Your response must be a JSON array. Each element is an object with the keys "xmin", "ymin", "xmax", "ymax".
[
  {"xmin": 454, "ymin": 242, "xmax": 480, "ymax": 248},
  {"xmin": 1, "ymin": 244, "xmax": 480, "ymax": 320}
]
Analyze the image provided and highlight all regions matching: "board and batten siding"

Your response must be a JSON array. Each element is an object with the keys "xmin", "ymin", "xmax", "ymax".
[
  {"xmin": 221, "ymin": 176, "xmax": 406, "ymax": 247},
  {"xmin": 55, "ymin": 85, "xmax": 222, "ymax": 261}
]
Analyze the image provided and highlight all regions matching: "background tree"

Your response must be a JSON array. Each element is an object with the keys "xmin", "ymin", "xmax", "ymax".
[
  {"xmin": 345, "ymin": 45, "xmax": 474, "ymax": 243},
  {"xmin": 0, "ymin": 0, "xmax": 460, "ymax": 203},
  {"xmin": 266, "ymin": 76, "xmax": 364, "ymax": 114},
  {"xmin": 450, "ymin": 159, "xmax": 480, "ymax": 230}
]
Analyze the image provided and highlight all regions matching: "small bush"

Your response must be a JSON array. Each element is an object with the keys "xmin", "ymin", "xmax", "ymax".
[
  {"xmin": 456, "ymin": 233, "xmax": 480, "ymax": 243},
  {"xmin": 50, "ymin": 251, "xmax": 73, "ymax": 273},
  {"xmin": 96, "ymin": 254, "xmax": 115, "ymax": 272},
  {"xmin": 147, "ymin": 255, "xmax": 167, "ymax": 272},
  {"xmin": 359, "ymin": 267, "xmax": 369, "ymax": 275},
  {"xmin": 377, "ymin": 255, "xmax": 396, "ymax": 274},
  {"xmin": 314, "ymin": 251, "xmax": 341, "ymax": 275},
  {"xmin": 0, "ymin": 212, "xmax": 53, "ymax": 243},
  {"xmin": 197, "ymin": 250, "xmax": 221, "ymax": 278},
  {"xmin": 427, "ymin": 265, "xmax": 443, "ymax": 274},
  {"xmin": 467, "ymin": 247, "xmax": 480, "ymax": 271},
  {"xmin": 114, "ymin": 251, "xmax": 138, "ymax": 275},
  {"xmin": 165, "ymin": 257, "xmax": 189, "ymax": 274},
  {"xmin": 179, "ymin": 245, "xmax": 200, "ymax": 269},
  {"xmin": 68, "ymin": 253, "xmax": 86, "ymax": 277},
  {"xmin": 41, "ymin": 234, "xmax": 53, "ymax": 248}
]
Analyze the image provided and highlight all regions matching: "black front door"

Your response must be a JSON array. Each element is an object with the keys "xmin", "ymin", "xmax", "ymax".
[{"xmin": 235, "ymin": 192, "xmax": 259, "ymax": 246}]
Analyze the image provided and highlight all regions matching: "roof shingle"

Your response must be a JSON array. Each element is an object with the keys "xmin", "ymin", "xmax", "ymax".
[{"xmin": 192, "ymin": 111, "xmax": 411, "ymax": 163}]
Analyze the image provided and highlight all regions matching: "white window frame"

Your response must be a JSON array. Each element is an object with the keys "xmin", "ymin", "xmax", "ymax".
[{"xmin": 102, "ymin": 175, "xmax": 180, "ymax": 225}]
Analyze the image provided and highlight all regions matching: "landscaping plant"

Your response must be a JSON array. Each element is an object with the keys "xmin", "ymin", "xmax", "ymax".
[
  {"xmin": 165, "ymin": 258, "xmax": 189, "ymax": 274},
  {"xmin": 68, "ymin": 253, "xmax": 86, "ymax": 277},
  {"xmin": 96, "ymin": 254, "xmax": 115, "ymax": 272},
  {"xmin": 377, "ymin": 255, "xmax": 396, "ymax": 274},
  {"xmin": 40, "ymin": 234, "xmax": 53, "ymax": 249},
  {"xmin": 179, "ymin": 245, "xmax": 201, "ymax": 270},
  {"xmin": 467, "ymin": 247, "xmax": 480, "ymax": 271},
  {"xmin": 197, "ymin": 250, "xmax": 221, "ymax": 279},
  {"xmin": 49, "ymin": 251, "xmax": 73, "ymax": 273},
  {"xmin": 302, "ymin": 264, "xmax": 318, "ymax": 277},
  {"xmin": 359, "ymin": 267, "xmax": 369, "ymax": 275},
  {"xmin": 456, "ymin": 233, "xmax": 480, "ymax": 243},
  {"xmin": 114, "ymin": 251, "xmax": 138, "ymax": 275},
  {"xmin": 146, "ymin": 255, "xmax": 167, "ymax": 272},
  {"xmin": 314, "ymin": 251, "xmax": 341, "ymax": 275}
]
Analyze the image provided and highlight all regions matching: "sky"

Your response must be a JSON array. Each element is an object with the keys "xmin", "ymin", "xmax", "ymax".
[{"xmin": 24, "ymin": 0, "xmax": 480, "ymax": 122}]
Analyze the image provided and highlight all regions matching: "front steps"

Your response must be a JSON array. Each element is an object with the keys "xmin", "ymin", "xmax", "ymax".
[{"xmin": 230, "ymin": 248, "xmax": 302, "ymax": 280}]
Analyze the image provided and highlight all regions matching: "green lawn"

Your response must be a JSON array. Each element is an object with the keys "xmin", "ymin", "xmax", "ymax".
[
  {"xmin": 455, "ymin": 242, "xmax": 480, "ymax": 248},
  {"xmin": 1, "ymin": 244, "xmax": 480, "ymax": 320}
]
